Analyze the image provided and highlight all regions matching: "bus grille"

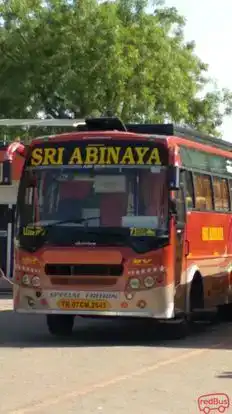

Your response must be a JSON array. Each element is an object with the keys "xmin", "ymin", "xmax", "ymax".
[{"xmin": 45, "ymin": 264, "xmax": 124, "ymax": 277}]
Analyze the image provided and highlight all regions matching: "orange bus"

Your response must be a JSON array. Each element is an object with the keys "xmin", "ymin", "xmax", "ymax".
[{"xmin": 11, "ymin": 117, "xmax": 232, "ymax": 338}]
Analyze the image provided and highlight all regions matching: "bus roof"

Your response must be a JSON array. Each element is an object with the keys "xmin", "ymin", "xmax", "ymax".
[{"xmin": 1, "ymin": 116, "xmax": 232, "ymax": 153}]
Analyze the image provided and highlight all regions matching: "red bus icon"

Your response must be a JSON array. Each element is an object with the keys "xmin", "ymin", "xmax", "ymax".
[{"xmin": 198, "ymin": 393, "xmax": 230, "ymax": 413}]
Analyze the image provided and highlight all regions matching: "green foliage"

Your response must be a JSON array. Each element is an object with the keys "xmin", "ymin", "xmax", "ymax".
[{"xmin": 0, "ymin": 0, "xmax": 231, "ymax": 138}]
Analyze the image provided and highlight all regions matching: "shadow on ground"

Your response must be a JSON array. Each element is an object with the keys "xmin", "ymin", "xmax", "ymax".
[
  {"xmin": 0, "ymin": 307, "xmax": 232, "ymax": 350},
  {"xmin": 217, "ymin": 371, "xmax": 232, "ymax": 379}
]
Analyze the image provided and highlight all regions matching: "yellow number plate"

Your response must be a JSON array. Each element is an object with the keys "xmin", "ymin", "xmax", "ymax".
[{"xmin": 57, "ymin": 299, "xmax": 110, "ymax": 310}]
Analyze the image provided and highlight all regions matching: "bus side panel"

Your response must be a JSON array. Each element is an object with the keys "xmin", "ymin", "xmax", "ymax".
[{"xmin": 186, "ymin": 210, "xmax": 231, "ymax": 308}]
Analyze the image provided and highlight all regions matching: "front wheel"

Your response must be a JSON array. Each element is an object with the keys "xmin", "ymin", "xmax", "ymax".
[{"xmin": 46, "ymin": 314, "xmax": 74, "ymax": 337}]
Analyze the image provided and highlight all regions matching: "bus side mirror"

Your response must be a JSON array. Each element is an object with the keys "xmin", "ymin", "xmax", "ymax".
[{"xmin": 168, "ymin": 166, "xmax": 180, "ymax": 190}]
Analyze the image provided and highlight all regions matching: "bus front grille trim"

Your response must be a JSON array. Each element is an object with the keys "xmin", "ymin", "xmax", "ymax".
[{"xmin": 45, "ymin": 264, "xmax": 124, "ymax": 277}]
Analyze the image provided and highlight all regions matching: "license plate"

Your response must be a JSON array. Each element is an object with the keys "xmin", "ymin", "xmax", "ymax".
[{"xmin": 57, "ymin": 299, "xmax": 110, "ymax": 310}]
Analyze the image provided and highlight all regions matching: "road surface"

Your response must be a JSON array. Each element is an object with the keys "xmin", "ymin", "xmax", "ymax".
[{"xmin": 0, "ymin": 298, "xmax": 232, "ymax": 414}]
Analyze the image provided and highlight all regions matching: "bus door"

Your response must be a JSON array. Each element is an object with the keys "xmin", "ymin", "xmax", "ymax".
[{"xmin": 173, "ymin": 170, "xmax": 188, "ymax": 310}]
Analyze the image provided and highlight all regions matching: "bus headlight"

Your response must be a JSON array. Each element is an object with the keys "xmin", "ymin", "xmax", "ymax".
[
  {"xmin": 144, "ymin": 276, "xmax": 155, "ymax": 288},
  {"xmin": 31, "ymin": 276, "xmax": 41, "ymax": 288},
  {"xmin": 129, "ymin": 278, "xmax": 140, "ymax": 289}
]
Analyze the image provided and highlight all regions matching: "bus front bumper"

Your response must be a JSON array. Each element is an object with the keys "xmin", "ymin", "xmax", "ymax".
[{"xmin": 13, "ymin": 285, "xmax": 175, "ymax": 320}]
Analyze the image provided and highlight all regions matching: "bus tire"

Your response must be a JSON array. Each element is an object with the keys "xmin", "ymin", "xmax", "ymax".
[
  {"xmin": 46, "ymin": 314, "xmax": 74, "ymax": 337},
  {"xmin": 190, "ymin": 273, "xmax": 204, "ymax": 313},
  {"xmin": 217, "ymin": 303, "xmax": 232, "ymax": 321}
]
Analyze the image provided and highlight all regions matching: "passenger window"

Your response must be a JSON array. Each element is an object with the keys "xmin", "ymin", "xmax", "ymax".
[
  {"xmin": 213, "ymin": 177, "xmax": 230, "ymax": 211},
  {"xmin": 194, "ymin": 174, "xmax": 213, "ymax": 211},
  {"xmin": 182, "ymin": 170, "xmax": 194, "ymax": 209},
  {"xmin": 228, "ymin": 180, "xmax": 232, "ymax": 210},
  {"xmin": 175, "ymin": 187, "xmax": 185, "ymax": 225}
]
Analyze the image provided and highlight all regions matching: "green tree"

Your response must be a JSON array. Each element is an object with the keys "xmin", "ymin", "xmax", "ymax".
[{"xmin": 0, "ymin": 0, "xmax": 231, "ymax": 137}]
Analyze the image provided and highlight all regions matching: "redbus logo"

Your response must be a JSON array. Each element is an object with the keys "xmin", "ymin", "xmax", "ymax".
[{"xmin": 198, "ymin": 393, "xmax": 230, "ymax": 413}]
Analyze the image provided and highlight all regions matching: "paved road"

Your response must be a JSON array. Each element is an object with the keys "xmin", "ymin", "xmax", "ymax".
[{"xmin": 0, "ymin": 298, "xmax": 232, "ymax": 414}]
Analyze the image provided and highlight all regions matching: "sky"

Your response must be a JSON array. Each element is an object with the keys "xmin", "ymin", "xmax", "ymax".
[{"xmin": 160, "ymin": 0, "xmax": 232, "ymax": 141}]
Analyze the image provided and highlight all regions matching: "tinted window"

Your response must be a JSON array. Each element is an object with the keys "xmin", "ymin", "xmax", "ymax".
[
  {"xmin": 228, "ymin": 179, "xmax": 232, "ymax": 209},
  {"xmin": 194, "ymin": 174, "xmax": 213, "ymax": 211},
  {"xmin": 213, "ymin": 177, "xmax": 230, "ymax": 211},
  {"xmin": 180, "ymin": 146, "xmax": 232, "ymax": 175},
  {"xmin": 182, "ymin": 170, "xmax": 194, "ymax": 209}
]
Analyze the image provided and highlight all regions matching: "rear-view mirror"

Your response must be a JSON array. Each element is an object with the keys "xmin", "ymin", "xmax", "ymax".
[{"xmin": 168, "ymin": 165, "xmax": 180, "ymax": 190}]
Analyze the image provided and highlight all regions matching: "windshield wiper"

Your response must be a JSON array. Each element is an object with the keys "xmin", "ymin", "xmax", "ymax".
[
  {"xmin": 81, "ymin": 230, "xmax": 156, "ymax": 254},
  {"xmin": 32, "ymin": 217, "xmax": 100, "ymax": 229}
]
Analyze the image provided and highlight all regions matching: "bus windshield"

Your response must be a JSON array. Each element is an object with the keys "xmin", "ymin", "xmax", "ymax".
[{"xmin": 15, "ymin": 143, "xmax": 169, "ymax": 252}]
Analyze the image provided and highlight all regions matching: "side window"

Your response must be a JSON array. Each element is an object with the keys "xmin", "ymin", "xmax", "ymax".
[
  {"xmin": 229, "ymin": 179, "xmax": 232, "ymax": 210},
  {"xmin": 194, "ymin": 173, "xmax": 213, "ymax": 211},
  {"xmin": 182, "ymin": 170, "xmax": 194, "ymax": 209},
  {"xmin": 212, "ymin": 177, "xmax": 230, "ymax": 211}
]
